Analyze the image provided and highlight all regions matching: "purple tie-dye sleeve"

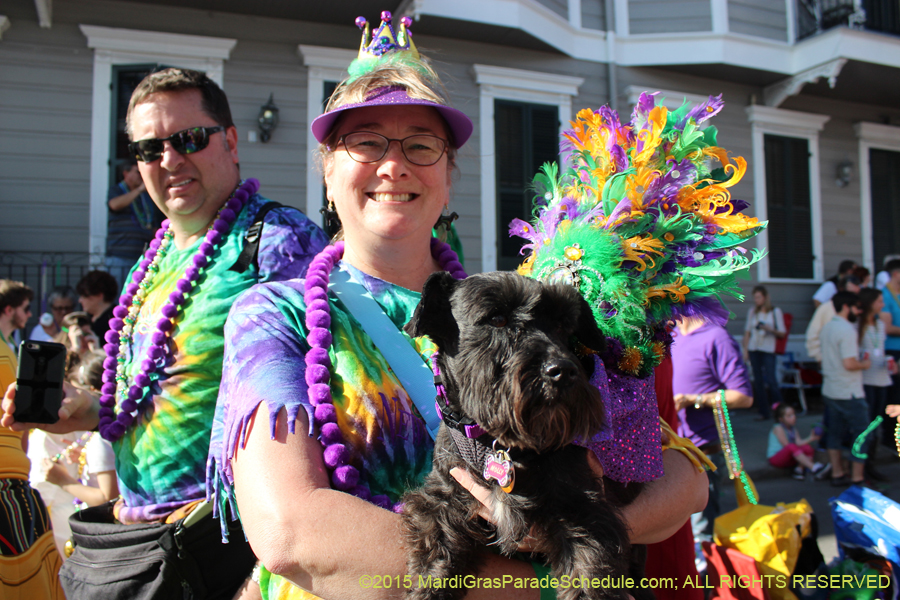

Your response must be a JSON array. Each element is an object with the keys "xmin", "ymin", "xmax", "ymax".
[{"xmin": 206, "ymin": 280, "xmax": 315, "ymax": 533}]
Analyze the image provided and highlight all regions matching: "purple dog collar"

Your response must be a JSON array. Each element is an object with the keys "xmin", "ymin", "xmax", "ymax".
[
  {"xmin": 311, "ymin": 86, "xmax": 473, "ymax": 148},
  {"xmin": 432, "ymin": 355, "xmax": 485, "ymax": 439}
]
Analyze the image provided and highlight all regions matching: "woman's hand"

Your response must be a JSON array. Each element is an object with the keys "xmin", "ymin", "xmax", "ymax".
[
  {"xmin": 1, "ymin": 381, "xmax": 101, "ymax": 434},
  {"xmin": 886, "ymin": 404, "xmax": 900, "ymax": 418}
]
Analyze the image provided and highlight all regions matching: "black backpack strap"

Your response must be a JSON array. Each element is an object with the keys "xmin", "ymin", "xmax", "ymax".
[{"xmin": 229, "ymin": 201, "xmax": 286, "ymax": 274}]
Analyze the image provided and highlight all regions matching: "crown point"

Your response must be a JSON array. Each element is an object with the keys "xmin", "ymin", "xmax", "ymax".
[
  {"xmin": 381, "ymin": 11, "xmax": 392, "ymax": 22},
  {"xmin": 401, "ymin": 16, "xmax": 413, "ymax": 28},
  {"xmin": 355, "ymin": 16, "xmax": 367, "ymax": 29}
]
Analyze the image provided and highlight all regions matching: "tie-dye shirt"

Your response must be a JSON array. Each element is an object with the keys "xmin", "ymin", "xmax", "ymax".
[
  {"xmin": 210, "ymin": 262, "xmax": 438, "ymax": 600},
  {"xmin": 114, "ymin": 193, "xmax": 328, "ymax": 524}
]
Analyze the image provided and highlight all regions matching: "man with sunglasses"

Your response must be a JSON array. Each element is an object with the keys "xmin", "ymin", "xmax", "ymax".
[{"xmin": 3, "ymin": 68, "xmax": 328, "ymax": 600}]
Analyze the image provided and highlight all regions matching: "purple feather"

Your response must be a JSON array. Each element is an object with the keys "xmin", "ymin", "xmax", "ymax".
[
  {"xmin": 683, "ymin": 94, "xmax": 724, "ymax": 126},
  {"xmin": 604, "ymin": 197, "xmax": 633, "ymax": 228}
]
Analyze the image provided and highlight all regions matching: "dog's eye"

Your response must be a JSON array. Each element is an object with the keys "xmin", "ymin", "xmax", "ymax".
[{"xmin": 489, "ymin": 314, "xmax": 508, "ymax": 328}]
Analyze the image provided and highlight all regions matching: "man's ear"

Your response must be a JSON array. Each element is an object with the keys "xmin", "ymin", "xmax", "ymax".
[
  {"xmin": 225, "ymin": 126, "xmax": 239, "ymax": 164},
  {"xmin": 404, "ymin": 272, "xmax": 459, "ymax": 351}
]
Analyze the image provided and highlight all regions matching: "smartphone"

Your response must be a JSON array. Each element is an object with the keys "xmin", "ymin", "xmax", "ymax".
[{"xmin": 14, "ymin": 340, "xmax": 67, "ymax": 424}]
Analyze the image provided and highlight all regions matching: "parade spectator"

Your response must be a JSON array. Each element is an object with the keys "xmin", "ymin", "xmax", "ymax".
[
  {"xmin": 742, "ymin": 285, "xmax": 786, "ymax": 420},
  {"xmin": 879, "ymin": 258, "xmax": 900, "ymax": 450},
  {"xmin": 106, "ymin": 159, "xmax": 164, "ymax": 284},
  {"xmin": 210, "ymin": 26, "xmax": 707, "ymax": 599},
  {"xmin": 671, "ymin": 316, "xmax": 753, "ymax": 573},
  {"xmin": 74, "ymin": 270, "xmax": 118, "ymax": 341},
  {"xmin": 3, "ymin": 67, "xmax": 328, "ymax": 599},
  {"xmin": 875, "ymin": 254, "xmax": 900, "ymax": 290},
  {"xmin": 767, "ymin": 403, "xmax": 824, "ymax": 479},
  {"xmin": 813, "ymin": 259, "xmax": 857, "ymax": 308},
  {"xmin": 819, "ymin": 291, "xmax": 870, "ymax": 486},
  {"xmin": 805, "ymin": 275, "xmax": 861, "ymax": 362},
  {"xmin": 0, "ymin": 280, "xmax": 64, "ymax": 599},
  {"xmin": 858, "ymin": 287, "xmax": 894, "ymax": 482},
  {"xmin": 28, "ymin": 286, "xmax": 76, "ymax": 342},
  {"xmin": 853, "ymin": 266, "xmax": 872, "ymax": 288}
]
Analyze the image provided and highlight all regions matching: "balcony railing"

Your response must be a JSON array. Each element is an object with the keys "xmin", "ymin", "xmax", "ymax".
[{"xmin": 798, "ymin": 0, "xmax": 900, "ymax": 40}]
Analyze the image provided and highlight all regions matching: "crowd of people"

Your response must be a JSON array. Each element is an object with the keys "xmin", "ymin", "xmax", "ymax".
[{"xmin": 0, "ymin": 12, "xmax": 897, "ymax": 600}]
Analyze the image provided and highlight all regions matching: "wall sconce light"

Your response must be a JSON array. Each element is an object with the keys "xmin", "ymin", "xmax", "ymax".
[
  {"xmin": 258, "ymin": 94, "xmax": 279, "ymax": 143},
  {"xmin": 835, "ymin": 159, "xmax": 853, "ymax": 188}
]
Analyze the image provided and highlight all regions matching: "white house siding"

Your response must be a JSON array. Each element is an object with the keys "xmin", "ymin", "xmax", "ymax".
[
  {"xmin": 582, "ymin": 0, "xmax": 607, "ymax": 30},
  {"xmin": 0, "ymin": 9, "xmax": 93, "ymax": 253},
  {"xmin": 727, "ymin": 0, "xmax": 788, "ymax": 41},
  {"xmin": 628, "ymin": 0, "xmax": 713, "ymax": 35},
  {"xmin": 0, "ymin": 0, "xmax": 610, "ymax": 275}
]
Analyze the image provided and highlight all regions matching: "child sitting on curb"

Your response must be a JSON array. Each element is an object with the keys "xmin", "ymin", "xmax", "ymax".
[{"xmin": 767, "ymin": 403, "xmax": 829, "ymax": 479}]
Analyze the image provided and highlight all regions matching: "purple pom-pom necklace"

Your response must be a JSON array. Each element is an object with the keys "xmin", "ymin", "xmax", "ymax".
[
  {"xmin": 304, "ymin": 236, "xmax": 466, "ymax": 511},
  {"xmin": 99, "ymin": 178, "xmax": 259, "ymax": 442}
]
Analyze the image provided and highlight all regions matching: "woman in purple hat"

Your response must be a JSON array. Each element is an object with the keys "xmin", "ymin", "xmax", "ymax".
[{"xmin": 208, "ymin": 13, "xmax": 705, "ymax": 600}]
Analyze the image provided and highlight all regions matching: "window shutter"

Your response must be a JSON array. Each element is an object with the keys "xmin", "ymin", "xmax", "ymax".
[
  {"xmin": 870, "ymin": 148, "xmax": 900, "ymax": 269},
  {"xmin": 764, "ymin": 134, "xmax": 814, "ymax": 279}
]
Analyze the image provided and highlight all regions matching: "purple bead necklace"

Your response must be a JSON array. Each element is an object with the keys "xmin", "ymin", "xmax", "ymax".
[
  {"xmin": 303, "ymin": 237, "xmax": 466, "ymax": 511},
  {"xmin": 99, "ymin": 178, "xmax": 259, "ymax": 442}
]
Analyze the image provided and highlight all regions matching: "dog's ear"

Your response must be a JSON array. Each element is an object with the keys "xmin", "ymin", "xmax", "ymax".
[
  {"xmin": 575, "ymin": 296, "xmax": 607, "ymax": 354},
  {"xmin": 404, "ymin": 272, "xmax": 460, "ymax": 350}
]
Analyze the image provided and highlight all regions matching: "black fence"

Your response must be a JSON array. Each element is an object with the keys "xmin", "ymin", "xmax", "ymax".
[
  {"xmin": 0, "ymin": 251, "xmax": 131, "ymax": 336},
  {"xmin": 798, "ymin": 0, "xmax": 900, "ymax": 40}
]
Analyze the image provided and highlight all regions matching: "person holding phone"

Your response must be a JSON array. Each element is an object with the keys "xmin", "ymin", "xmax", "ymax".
[
  {"xmin": 0, "ymin": 279, "xmax": 65, "ymax": 599},
  {"xmin": 2, "ymin": 69, "xmax": 328, "ymax": 600}
]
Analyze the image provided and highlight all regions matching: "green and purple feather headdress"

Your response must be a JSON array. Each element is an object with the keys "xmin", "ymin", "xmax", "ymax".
[{"xmin": 512, "ymin": 92, "xmax": 766, "ymax": 377}]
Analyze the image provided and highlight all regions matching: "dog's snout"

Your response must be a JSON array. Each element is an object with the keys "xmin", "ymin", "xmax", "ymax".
[{"xmin": 542, "ymin": 358, "xmax": 579, "ymax": 385}]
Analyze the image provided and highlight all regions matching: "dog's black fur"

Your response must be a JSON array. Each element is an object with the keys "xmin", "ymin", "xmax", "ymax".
[{"xmin": 402, "ymin": 271, "xmax": 631, "ymax": 600}]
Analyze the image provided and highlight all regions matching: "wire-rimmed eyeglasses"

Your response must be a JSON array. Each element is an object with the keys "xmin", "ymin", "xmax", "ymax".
[{"xmin": 337, "ymin": 132, "xmax": 448, "ymax": 166}]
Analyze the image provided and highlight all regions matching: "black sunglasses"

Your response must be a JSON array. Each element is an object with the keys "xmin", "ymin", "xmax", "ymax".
[{"xmin": 128, "ymin": 126, "xmax": 225, "ymax": 163}]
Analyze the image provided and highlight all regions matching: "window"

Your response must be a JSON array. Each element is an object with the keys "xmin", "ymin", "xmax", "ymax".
[
  {"xmin": 856, "ymin": 122, "xmax": 900, "ymax": 272},
  {"xmin": 495, "ymin": 100, "xmax": 560, "ymax": 271},
  {"xmin": 763, "ymin": 134, "xmax": 814, "ymax": 279},
  {"xmin": 746, "ymin": 105, "xmax": 829, "ymax": 282},
  {"xmin": 868, "ymin": 148, "xmax": 900, "ymax": 269},
  {"xmin": 472, "ymin": 64, "xmax": 584, "ymax": 272}
]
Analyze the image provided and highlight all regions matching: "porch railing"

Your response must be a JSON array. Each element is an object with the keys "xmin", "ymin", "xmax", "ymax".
[{"xmin": 798, "ymin": 0, "xmax": 900, "ymax": 40}]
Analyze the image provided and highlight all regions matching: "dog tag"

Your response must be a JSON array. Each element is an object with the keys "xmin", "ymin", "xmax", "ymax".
[{"xmin": 483, "ymin": 449, "xmax": 515, "ymax": 493}]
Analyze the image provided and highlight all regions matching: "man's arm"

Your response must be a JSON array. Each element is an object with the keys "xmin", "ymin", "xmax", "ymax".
[
  {"xmin": 842, "ymin": 356, "xmax": 871, "ymax": 371},
  {"xmin": 108, "ymin": 183, "xmax": 147, "ymax": 211},
  {"xmin": 1, "ymin": 381, "xmax": 100, "ymax": 434}
]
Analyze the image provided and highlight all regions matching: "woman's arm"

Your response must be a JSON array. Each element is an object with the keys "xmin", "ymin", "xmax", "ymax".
[
  {"xmin": 618, "ymin": 449, "xmax": 708, "ymax": 544},
  {"xmin": 232, "ymin": 402, "xmax": 538, "ymax": 600}
]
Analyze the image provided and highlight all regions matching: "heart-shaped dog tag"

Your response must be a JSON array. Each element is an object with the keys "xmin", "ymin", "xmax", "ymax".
[{"xmin": 483, "ymin": 449, "xmax": 515, "ymax": 493}]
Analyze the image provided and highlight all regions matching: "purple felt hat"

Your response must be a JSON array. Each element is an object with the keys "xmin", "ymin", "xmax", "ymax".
[{"xmin": 311, "ymin": 86, "xmax": 473, "ymax": 148}]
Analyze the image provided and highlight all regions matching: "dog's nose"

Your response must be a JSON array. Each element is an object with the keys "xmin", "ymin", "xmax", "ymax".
[{"xmin": 542, "ymin": 359, "xmax": 578, "ymax": 385}]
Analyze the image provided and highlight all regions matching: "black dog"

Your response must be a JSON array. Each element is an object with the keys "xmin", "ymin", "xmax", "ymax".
[{"xmin": 402, "ymin": 271, "xmax": 631, "ymax": 600}]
